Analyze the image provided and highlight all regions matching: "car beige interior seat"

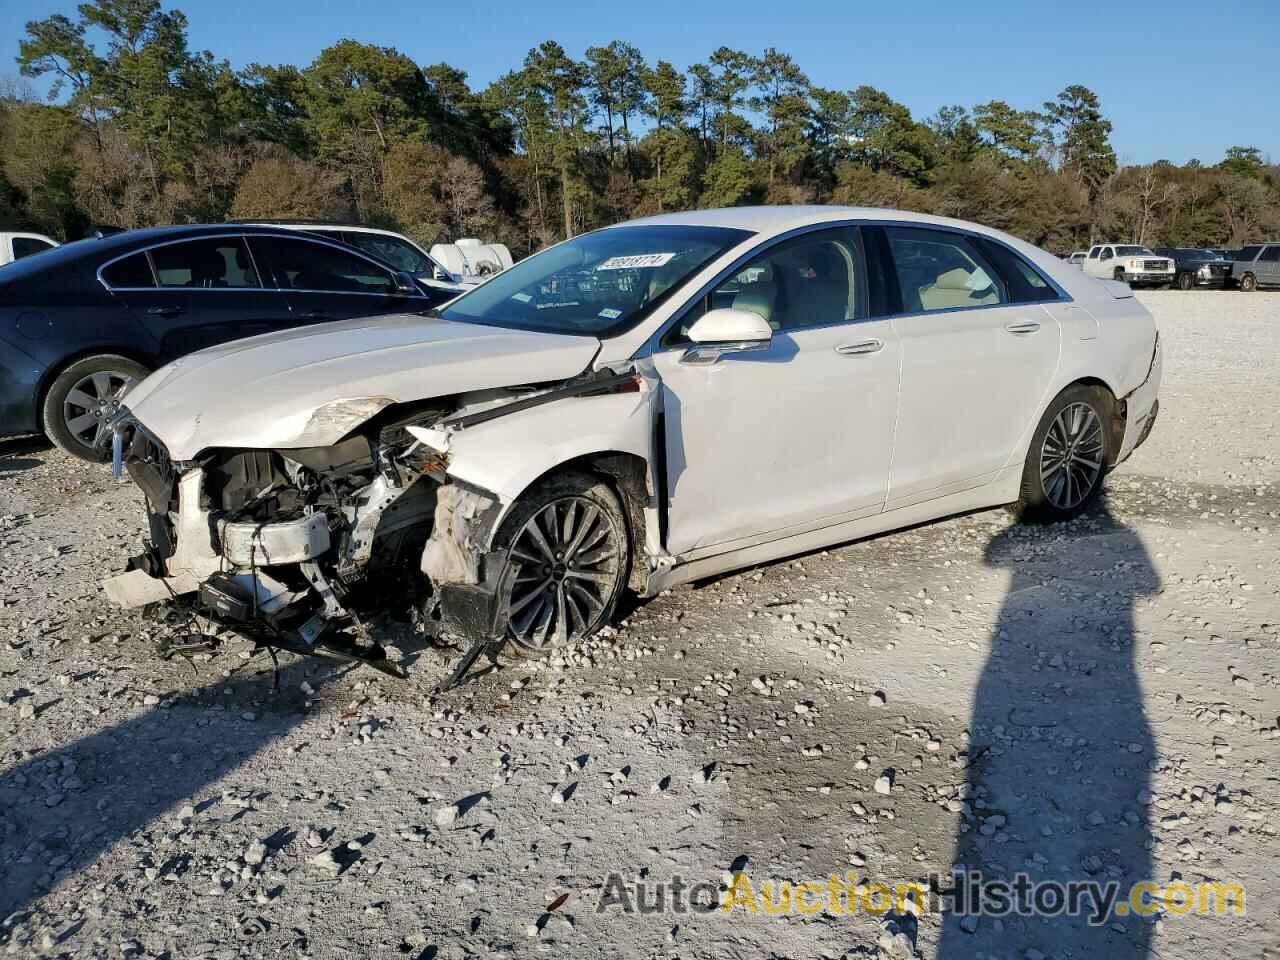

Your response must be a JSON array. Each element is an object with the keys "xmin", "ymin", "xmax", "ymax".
[
  {"xmin": 732, "ymin": 282, "xmax": 777, "ymax": 329},
  {"xmin": 918, "ymin": 267, "xmax": 999, "ymax": 310}
]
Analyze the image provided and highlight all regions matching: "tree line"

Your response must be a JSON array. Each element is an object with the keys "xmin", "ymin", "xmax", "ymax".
[{"xmin": 3, "ymin": 0, "xmax": 1277, "ymax": 257}]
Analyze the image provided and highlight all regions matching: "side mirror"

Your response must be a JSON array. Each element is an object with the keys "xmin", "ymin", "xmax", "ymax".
[
  {"xmin": 681, "ymin": 308, "xmax": 773, "ymax": 365},
  {"xmin": 394, "ymin": 271, "xmax": 420, "ymax": 294}
]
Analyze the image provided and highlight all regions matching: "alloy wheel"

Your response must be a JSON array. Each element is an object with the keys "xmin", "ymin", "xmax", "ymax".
[
  {"xmin": 1039, "ymin": 402, "xmax": 1104, "ymax": 510},
  {"xmin": 506, "ymin": 495, "xmax": 622, "ymax": 653},
  {"xmin": 62, "ymin": 369, "xmax": 136, "ymax": 450}
]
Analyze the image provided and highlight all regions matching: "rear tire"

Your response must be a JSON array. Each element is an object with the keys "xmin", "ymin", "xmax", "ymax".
[
  {"xmin": 492, "ymin": 470, "xmax": 630, "ymax": 658},
  {"xmin": 42, "ymin": 355, "xmax": 149, "ymax": 461},
  {"xmin": 1012, "ymin": 384, "xmax": 1111, "ymax": 523},
  {"xmin": 1239, "ymin": 272, "xmax": 1258, "ymax": 292}
]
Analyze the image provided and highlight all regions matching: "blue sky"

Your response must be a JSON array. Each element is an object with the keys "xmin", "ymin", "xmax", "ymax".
[{"xmin": 4, "ymin": 0, "xmax": 1278, "ymax": 165}]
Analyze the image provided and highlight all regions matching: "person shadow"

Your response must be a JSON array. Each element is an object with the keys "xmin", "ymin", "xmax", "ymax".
[
  {"xmin": 0, "ymin": 657, "xmax": 349, "ymax": 922},
  {"xmin": 936, "ymin": 495, "xmax": 1160, "ymax": 957}
]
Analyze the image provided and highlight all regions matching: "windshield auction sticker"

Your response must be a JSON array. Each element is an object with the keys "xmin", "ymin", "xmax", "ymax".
[{"xmin": 596, "ymin": 253, "xmax": 676, "ymax": 270}]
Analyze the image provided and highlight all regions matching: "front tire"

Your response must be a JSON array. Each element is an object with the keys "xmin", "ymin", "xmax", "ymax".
[
  {"xmin": 1013, "ymin": 385, "xmax": 1111, "ymax": 523},
  {"xmin": 1113, "ymin": 267, "xmax": 1127, "ymax": 284},
  {"xmin": 493, "ymin": 471, "xmax": 630, "ymax": 657},
  {"xmin": 1176, "ymin": 271, "xmax": 1194, "ymax": 290},
  {"xmin": 42, "ymin": 355, "xmax": 149, "ymax": 461},
  {"xmin": 1239, "ymin": 272, "xmax": 1258, "ymax": 292}
]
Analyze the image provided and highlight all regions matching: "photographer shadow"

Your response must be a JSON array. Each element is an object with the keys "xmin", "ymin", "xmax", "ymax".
[{"xmin": 937, "ymin": 495, "xmax": 1160, "ymax": 957}]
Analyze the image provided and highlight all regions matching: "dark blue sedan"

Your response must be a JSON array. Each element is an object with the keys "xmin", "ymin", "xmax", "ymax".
[{"xmin": 0, "ymin": 224, "xmax": 449, "ymax": 459}]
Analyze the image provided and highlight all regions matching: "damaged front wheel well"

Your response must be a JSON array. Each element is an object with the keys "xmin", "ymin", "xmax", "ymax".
[{"xmin": 515, "ymin": 452, "xmax": 651, "ymax": 593}]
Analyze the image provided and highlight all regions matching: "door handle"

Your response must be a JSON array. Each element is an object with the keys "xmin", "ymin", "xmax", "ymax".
[
  {"xmin": 834, "ymin": 338, "xmax": 884, "ymax": 356},
  {"xmin": 1004, "ymin": 319, "xmax": 1041, "ymax": 334},
  {"xmin": 146, "ymin": 305, "xmax": 183, "ymax": 317}
]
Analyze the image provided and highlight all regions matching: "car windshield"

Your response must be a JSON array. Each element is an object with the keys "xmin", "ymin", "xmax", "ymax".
[
  {"xmin": 1115, "ymin": 246, "xmax": 1154, "ymax": 256},
  {"xmin": 438, "ymin": 224, "xmax": 753, "ymax": 336}
]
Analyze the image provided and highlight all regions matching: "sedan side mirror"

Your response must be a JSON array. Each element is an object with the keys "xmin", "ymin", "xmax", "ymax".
[
  {"xmin": 394, "ymin": 271, "xmax": 421, "ymax": 294},
  {"xmin": 681, "ymin": 308, "xmax": 773, "ymax": 365}
]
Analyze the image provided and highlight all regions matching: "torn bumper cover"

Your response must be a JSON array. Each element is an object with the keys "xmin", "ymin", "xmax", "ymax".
[
  {"xmin": 1116, "ymin": 332, "xmax": 1162, "ymax": 464},
  {"xmin": 419, "ymin": 482, "xmax": 512, "ymax": 644}
]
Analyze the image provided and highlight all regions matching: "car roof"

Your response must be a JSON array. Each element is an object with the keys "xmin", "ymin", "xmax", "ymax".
[
  {"xmin": 616, "ymin": 205, "xmax": 1020, "ymax": 240},
  {"xmin": 0, "ymin": 223, "xmax": 330, "ymax": 283}
]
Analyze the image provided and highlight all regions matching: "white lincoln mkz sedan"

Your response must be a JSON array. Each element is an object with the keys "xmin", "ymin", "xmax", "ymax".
[{"xmin": 104, "ymin": 206, "xmax": 1161, "ymax": 671}]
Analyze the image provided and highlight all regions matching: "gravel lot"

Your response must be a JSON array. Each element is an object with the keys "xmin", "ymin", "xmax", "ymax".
[{"xmin": 1, "ymin": 290, "xmax": 1277, "ymax": 960}]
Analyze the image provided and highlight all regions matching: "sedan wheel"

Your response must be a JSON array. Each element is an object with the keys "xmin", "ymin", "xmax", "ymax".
[
  {"xmin": 1013, "ymin": 385, "xmax": 1111, "ymax": 522},
  {"xmin": 498, "ymin": 473, "xmax": 629, "ymax": 656},
  {"xmin": 1039, "ymin": 403, "xmax": 1105, "ymax": 510},
  {"xmin": 42, "ymin": 354, "xmax": 149, "ymax": 461}
]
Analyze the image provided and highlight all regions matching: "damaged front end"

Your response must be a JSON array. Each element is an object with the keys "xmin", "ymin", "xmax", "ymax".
[
  {"xmin": 103, "ymin": 398, "xmax": 509, "ymax": 678},
  {"xmin": 102, "ymin": 366, "xmax": 650, "ymax": 681}
]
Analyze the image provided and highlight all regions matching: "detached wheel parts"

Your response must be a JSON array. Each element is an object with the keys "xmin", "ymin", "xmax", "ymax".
[
  {"xmin": 42, "ymin": 355, "xmax": 149, "ymax": 461},
  {"xmin": 1177, "ymin": 271, "xmax": 1194, "ymax": 291},
  {"xmin": 1013, "ymin": 385, "xmax": 1111, "ymax": 523},
  {"xmin": 1239, "ymin": 272, "xmax": 1258, "ymax": 292},
  {"xmin": 494, "ymin": 471, "xmax": 630, "ymax": 657}
]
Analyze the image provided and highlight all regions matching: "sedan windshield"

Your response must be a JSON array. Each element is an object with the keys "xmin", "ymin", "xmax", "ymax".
[{"xmin": 439, "ymin": 224, "xmax": 753, "ymax": 336}]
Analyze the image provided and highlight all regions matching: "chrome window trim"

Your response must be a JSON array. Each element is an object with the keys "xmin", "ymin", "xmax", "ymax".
[
  {"xmin": 96, "ymin": 231, "xmax": 423, "ymax": 298},
  {"xmin": 637, "ymin": 218, "xmax": 1071, "ymax": 357}
]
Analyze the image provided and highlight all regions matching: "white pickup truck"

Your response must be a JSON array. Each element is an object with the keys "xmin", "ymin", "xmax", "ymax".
[
  {"xmin": 0, "ymin": 231, "xmax": 59, "ymax": 266},
  {"xmin": 1081, "ymin": 244, "xmax": 1175, "ymax": 288}
]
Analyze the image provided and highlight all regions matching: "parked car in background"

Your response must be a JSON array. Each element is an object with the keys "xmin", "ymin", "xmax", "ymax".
[
  {"xmin": 1210, "ymin": 247, "xmax": 1239, "ymax": 261},
  {"xmin": 1081, "ymin": 244, "xmax": 1174, "ymax": 287},
  {"xmin": 1, "ymin": 231, "xmax": 59, "ymax": 265},
  {"xmin": 237, "ymin": 221, "xmax": 511, "ymax": 295},
  {"xmin": 0, "ymin": 224, "xmax": 442, "ymax": 460},
  {"xmin": 103, "ymin": 206, "xmax": 1161, "ymax": 665},
  {"xmin": 1230, "ymin": 243, "xmax": 1280, "ymax": 292},
  {"xmin": 1067, "ymin": 250, "xmax": 1087, "ymax": 267},
  {"xmin": 1153, "ymin": 247, "xmax": 1232, "ymax": 290}
]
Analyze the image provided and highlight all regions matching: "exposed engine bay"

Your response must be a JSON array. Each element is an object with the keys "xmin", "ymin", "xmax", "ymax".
[{"xmin": 102, "ymin": 366, "xmax": 651, "ymax": 682}]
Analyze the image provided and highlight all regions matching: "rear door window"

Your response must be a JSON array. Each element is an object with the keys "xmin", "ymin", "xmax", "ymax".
[
  {"xmin": 1260, "ymin": 246, "xmax": 1280, "ymax": 262},
  {"xmin": 150, "ymin": 238, "xmax": 261, "ymax": 288},
  {"xmin": 974, "ymin": 238, "xmax": 1059, "ymax": 303},
  {"xmin": 886, "ymin": 227, "xmax": 1008, "ymax": 313}
]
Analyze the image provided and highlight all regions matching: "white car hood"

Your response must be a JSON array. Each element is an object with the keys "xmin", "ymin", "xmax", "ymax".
[{"xmin": 124, "ymin": 313, "xmax": 600, "ymax": 459}]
